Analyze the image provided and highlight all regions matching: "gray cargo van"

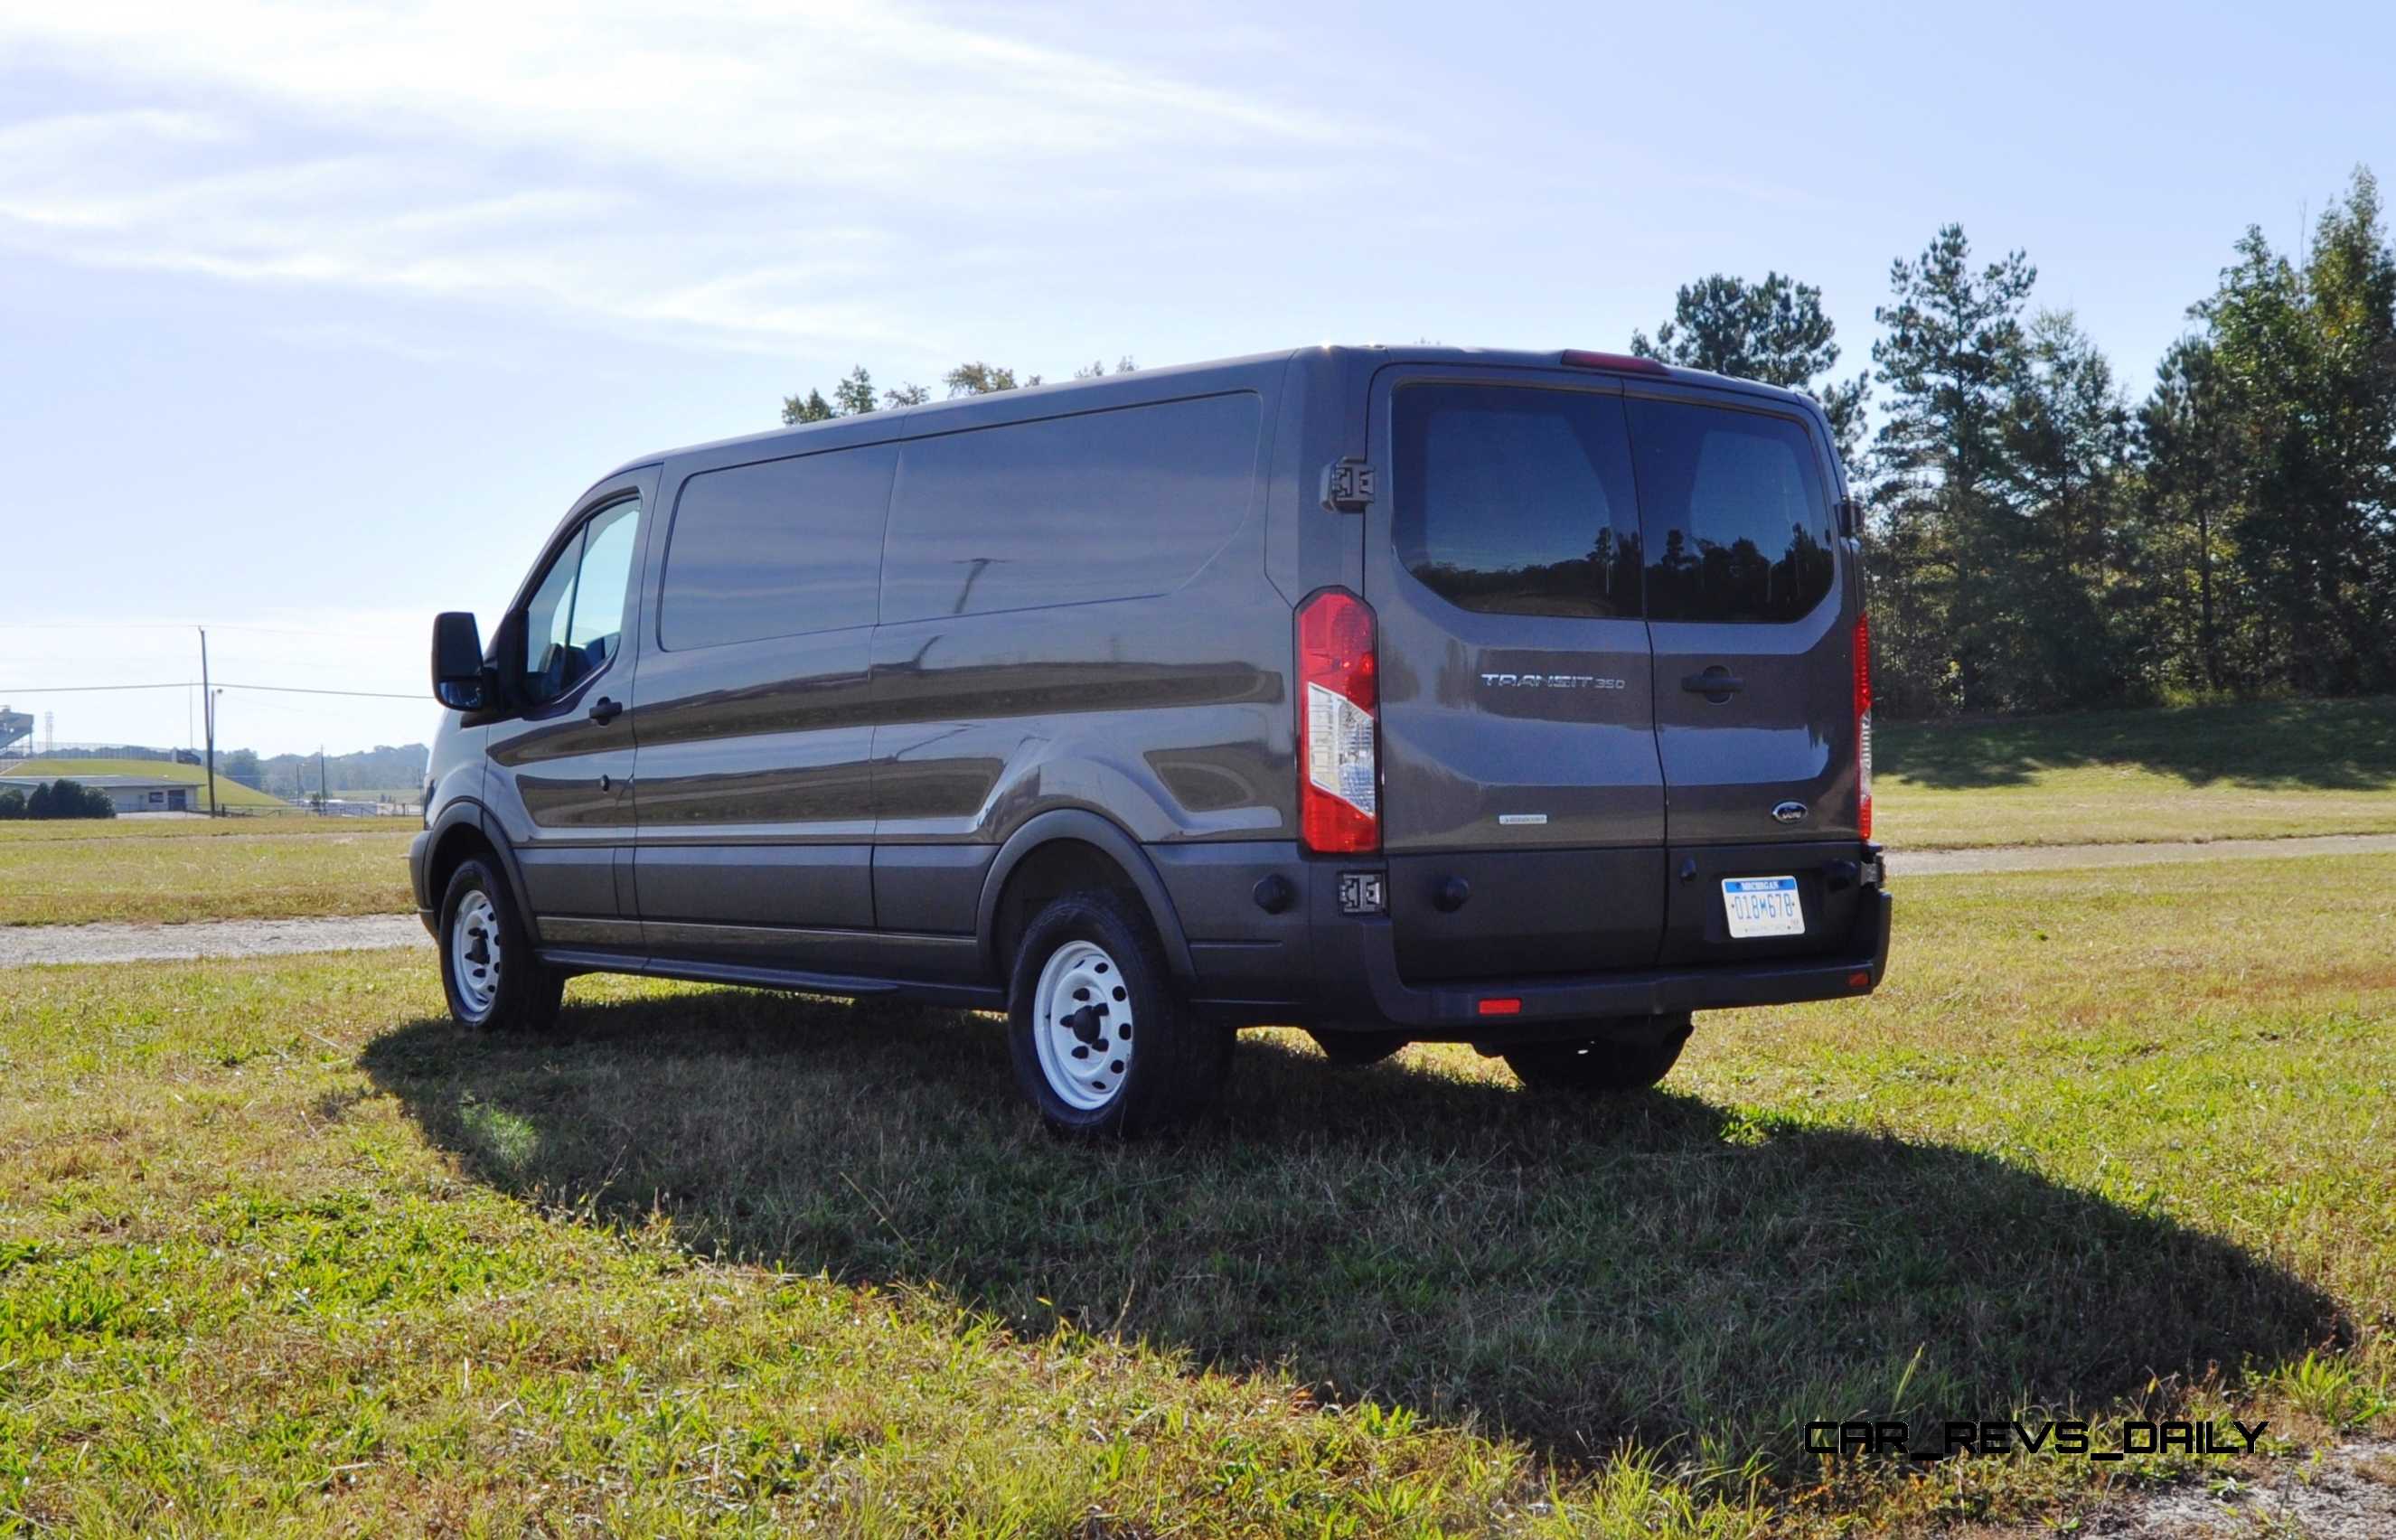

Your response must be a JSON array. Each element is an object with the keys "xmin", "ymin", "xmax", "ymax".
[{"xmin": 413, "ymin": 345, "xmax": 1891, "ymax": 1135}]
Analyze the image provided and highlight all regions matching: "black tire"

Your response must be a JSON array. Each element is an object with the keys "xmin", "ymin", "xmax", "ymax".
[
  {"xmin": 1306, "ymin": 1028, "xmax": 1408, "ymax": 1068},
  {"xmin": 1006, "ymin": 888, "xmax": 1227, "ymax": 1138},
  {"xmin": 1502, "ymin": 1014, "xmax": 1692, "ymax": 1094},
  {"xmin": 437, "ymin": 857, "xmax": 564, "ymax": 1034}
]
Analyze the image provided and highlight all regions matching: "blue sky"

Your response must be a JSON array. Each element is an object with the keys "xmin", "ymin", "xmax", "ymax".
[{"xmin": 3, "ymin": 0, "xmax": 2390, "ymax": 755}]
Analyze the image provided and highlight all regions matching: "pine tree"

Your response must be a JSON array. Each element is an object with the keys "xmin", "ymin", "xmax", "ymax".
[
  {"xmin": 2136, "ymin": 337, "xmax": 2249, "ymax": 692},
  {"xmin": 834, "ymin": 366, "xmax": 878, "ymax": 417},
  {"xmin": 2000, "ymin": 310, "xmax": 2134, "ymax": 704},
  {"xmin": 1870, "ymin": 225, "xmax": 2039, "ymax": 714},
  {"xmin": 1630, "ymin": 272, "xmax": 1868, "ymax": 459},
  {"xmin": 2195, "ymin": 168, "xmax": 2396, "ymax": 694},
  {"xmin": 781, "ymin": 389, "xmax": 836, "ymax": 425}
]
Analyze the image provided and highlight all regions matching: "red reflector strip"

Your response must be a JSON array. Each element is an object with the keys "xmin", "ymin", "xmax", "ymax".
[
  {"xmin": 1847, "ymin": 972, "xmax": 1872, "ymax": 990},
  {"xmin": 1476, "ymin": 998, "xmax": 1522, "ymax": 1016}
]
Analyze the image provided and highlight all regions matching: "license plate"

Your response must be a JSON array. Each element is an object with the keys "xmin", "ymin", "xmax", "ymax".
[{"xmin": 1722, "ymin": 876, "xmax": 1804, "ymax": 938}]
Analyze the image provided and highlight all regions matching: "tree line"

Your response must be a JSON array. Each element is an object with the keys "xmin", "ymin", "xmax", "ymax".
[
  {"xmin": 1630, "ymin": 166, "xmax": 2392, "ymax": 716},
  {"xmin": 782, "ymin": 168, "xmax": 2393, "ymax": 718},
  {"xmin": 781, "ymin": 357, "xmax": 1136, "ymax": 424}
]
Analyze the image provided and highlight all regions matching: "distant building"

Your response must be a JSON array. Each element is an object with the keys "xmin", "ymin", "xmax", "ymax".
[
  {"xmin": 0, "ymin": 708, "xmax": 32, "ymax": 759},
  {"xmin": 0, "ymin": 775, "xmax": 198, "ymax": 813}
]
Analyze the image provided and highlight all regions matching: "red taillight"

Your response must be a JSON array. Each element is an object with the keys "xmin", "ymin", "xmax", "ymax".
[
  {"xmin": 1560, "ymin": 349, "xmax": 1668, "ymax": 375},
  {"xmin": 1297, "ymin": 588, "xmax": 1379, "ymax": 854},
  {"xmin": 1477, "ymin": 997, "xmax": 1522, "ymax": 1017},
  {"xmin": 1854, "ymin": 613, "xmax": 1874, "ymax": 840}
]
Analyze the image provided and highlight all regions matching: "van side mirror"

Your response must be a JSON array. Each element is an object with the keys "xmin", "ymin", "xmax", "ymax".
[{"xmin": 430, "ymin": 612, "xmax": 491, "ymax": 710}]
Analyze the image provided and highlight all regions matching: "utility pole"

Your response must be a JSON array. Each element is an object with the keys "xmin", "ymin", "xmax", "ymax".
[
  {"xmin": 318, "ymin": 746, "xmax": 327, "ymax": 815},
  {"xmin": 198, "ymin": 626, "xmax": 219, "ymax": 818}
]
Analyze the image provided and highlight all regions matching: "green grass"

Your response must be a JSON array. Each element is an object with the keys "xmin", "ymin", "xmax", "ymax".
[
  {"xmin": 4, "ymin": 858, "xmax": 2391, "ymax": 1534},
  {"xmin": 4, "ymin": 756, "xmax": 293, "ymax": 812},
  {"xmin": 0, "ymin": 824, "xmax": 414, "ymax": 925},
  {"xmin": 1876, "ymin": 695, "xmax": 2396, "ymax": 850}
]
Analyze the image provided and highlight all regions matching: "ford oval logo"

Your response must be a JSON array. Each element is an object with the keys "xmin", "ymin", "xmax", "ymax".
[{"xmin": 1771, "ymin": 801, "xmax": 1808, "ymax": 825}]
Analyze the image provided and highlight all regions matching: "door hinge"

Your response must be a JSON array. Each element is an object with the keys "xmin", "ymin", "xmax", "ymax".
[{"xmin": 1321, "ymin": 457, "xmax": 1375, "ymax": 512}]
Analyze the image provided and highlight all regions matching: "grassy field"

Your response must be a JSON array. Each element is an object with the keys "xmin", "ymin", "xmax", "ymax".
[
  {"xmin": 4, "ymin": 857, "xmax": 2390, "ymax": 1534},
  {"xmin": 1877, "ymin": 695, "xmax": 2396, "ymax": 850},
  {"xmin": 0, "ymin": 823, "xmax": 413, "ymax": 925},
  {"xmin": 4, "ymin": 756, "xmax": 293, "ymax": 812}
]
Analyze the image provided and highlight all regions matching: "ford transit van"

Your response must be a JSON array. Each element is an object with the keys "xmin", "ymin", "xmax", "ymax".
[{"xmin": 412, "ymin": 345, "xmax": 1890, "ymax": 1136}]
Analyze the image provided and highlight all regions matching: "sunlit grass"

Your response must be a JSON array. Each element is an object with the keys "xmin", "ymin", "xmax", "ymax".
[
  {"xmin": 0, "ymin": 825, "xmax": 413, "ymax": 925},
  {"xmin": 3, "ymin": 857, "xmax": 2391, "ymax": 1532}
]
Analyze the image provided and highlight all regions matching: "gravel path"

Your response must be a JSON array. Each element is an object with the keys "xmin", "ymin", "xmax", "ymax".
[
  {"xmin": 1, "ymin": 831, "xmax": 2388, "ymax": 968},
  {"xmin": 0, "ymin": 913, "xmax": 429, "ymax": 967},
  {"xmin": 1888, "ymin": 831, "xmax": 2396, "ymax": 877}
]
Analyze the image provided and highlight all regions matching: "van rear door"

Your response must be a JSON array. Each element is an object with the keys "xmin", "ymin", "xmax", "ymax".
[
  {"xmin": 1623, "ymin": 390, "xmax": 1865, "ymax": 965},
  {"xmin": 1363, "ymin": 369, "xmax": 1667, "ymax": 982}
]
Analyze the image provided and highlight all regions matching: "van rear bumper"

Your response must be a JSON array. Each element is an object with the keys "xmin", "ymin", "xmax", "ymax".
[
  {"xmin": 1148, "ymin": 841, "xmax": 1890, "ymax": 1038},
  {"xmin": 1332, "ymin": 885, "xmax": 1891, "ymax": 1038}
]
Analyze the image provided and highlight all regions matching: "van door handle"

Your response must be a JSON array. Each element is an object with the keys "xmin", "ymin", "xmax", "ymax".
[
  {"xmin": 587, "ymin": 697, "xmax": 624, "ymax": 725},
  {"xmin": 1681, "ymin": 670, "xmax": 1744, "ymax": 700}
]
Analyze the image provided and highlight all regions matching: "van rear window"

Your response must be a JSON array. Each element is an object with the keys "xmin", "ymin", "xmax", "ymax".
[
  {"xmin": 1391, "ymin": 384, "xmax": 1641, "ymax": 619},
  {"xmin": 1626, "ymin": 399, "xmax": 1834, "ymax": 624}
]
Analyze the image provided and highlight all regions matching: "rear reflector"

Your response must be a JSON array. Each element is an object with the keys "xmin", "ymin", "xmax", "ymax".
[
  {"xmin": 1847, "ymin": 971, "xmax": 1873, "ymax": 991},
  {"xmin": 1854, "ymin": 613, "xmax": 1874, "ymax": 840},
  {"xmin": 1476, "ymin": 997, "xmax": 1522, "ymax": 1016},
  {"xmin": 1561, "ymin": 349, "xmax": 1668, "ymax": 375},
  {"xmin": 1297, "ymin": 588, "xmax": 1380, "ymax": 854}
]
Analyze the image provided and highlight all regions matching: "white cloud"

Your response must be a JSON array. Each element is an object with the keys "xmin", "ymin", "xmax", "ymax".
[{"xmin": 0, "ymin": 3, "xmax": 1376, "ymax": 353}]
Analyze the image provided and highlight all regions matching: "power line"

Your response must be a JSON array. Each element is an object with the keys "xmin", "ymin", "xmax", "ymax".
[{"xmin": 0, "ymin": 681, "xmax": 424, "ymax": 700}]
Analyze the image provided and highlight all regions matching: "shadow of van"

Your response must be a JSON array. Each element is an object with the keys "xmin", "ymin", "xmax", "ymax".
[{"xmin": 360, "ymin": 986, "xmax": 2339, "ymax": 1466}]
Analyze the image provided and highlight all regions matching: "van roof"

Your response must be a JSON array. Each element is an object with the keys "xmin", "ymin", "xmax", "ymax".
[{"xmin": 592, "ymin": 344, "xmax": 1828, "ymax": 491}]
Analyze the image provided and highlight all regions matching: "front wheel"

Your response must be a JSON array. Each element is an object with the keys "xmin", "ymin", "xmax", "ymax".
[
  {"xmin": 1503, "ymin": 1014, "xmax": 1691, "ymax": 1094},
  {"xmin": 438, "ymin": 858, "xmax": 564, "ymax": 1033},
  {"xmin": 1006, "ymin": 889, "xmax": 1227, "ymax": 1138}
]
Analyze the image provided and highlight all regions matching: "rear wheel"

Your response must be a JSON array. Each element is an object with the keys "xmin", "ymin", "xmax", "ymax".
[
  {"xmin": 1007, "ymin": 889, "xmax": 1227, "ymax": 1138},
  {"xmin": 438, "ymin": 858, "xmax": 563, "ymax": 1034},
  {"xmin": 1306, "ymin": 1028, "xmax": 1408, "ymax": 1068},
  {"xmin": 1503, "ymin": 1014, "xmax": 1691, "ymax": 1094}
]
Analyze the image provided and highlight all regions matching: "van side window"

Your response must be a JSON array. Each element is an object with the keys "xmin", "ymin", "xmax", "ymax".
[
  {"xmin": 660, "ymin": 445, "xmax": 897, "ymax": 650},
  {"xmin": 521, "ymin": 497, "xmax": 642, "ymax": 705},
  {"xmin": 879, "ymin": 394, "xmax": 1261, "ymax": 624},
  {"xmin": 1627, "ymin": 399, "xmax": 1834, "ymax": 624},
  {"xmin": 1391, "ymin": 384, "xmax": 1642, "ymax": 619}
]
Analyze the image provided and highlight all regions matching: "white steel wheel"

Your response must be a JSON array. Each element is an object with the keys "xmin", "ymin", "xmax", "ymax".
[
  {"xmin": 1031, "ymin": 938, "xmax": 1135, "ymax": 1111},
  {"xmin": 449, "ymin": 888, "xmax": 503, "ymax": 1021}
]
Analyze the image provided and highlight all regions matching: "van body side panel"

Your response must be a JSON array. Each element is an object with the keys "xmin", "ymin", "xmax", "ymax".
[
  {"xmin": 625, "ymin": 441, "xmax": 896, "ymax": 962},
  {"xmin": 867, "ymin": 386, "xmax": 1292, "ymax": 911}
]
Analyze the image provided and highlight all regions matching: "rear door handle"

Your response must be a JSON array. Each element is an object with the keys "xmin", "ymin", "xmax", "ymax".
[
  {"xmin": 587, "ymin": 696, "xmax": 624, "ymax": 724},
  {"xmin": 1681, "ymin": 670, "xmax": 1744, "ymax": 698}
]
